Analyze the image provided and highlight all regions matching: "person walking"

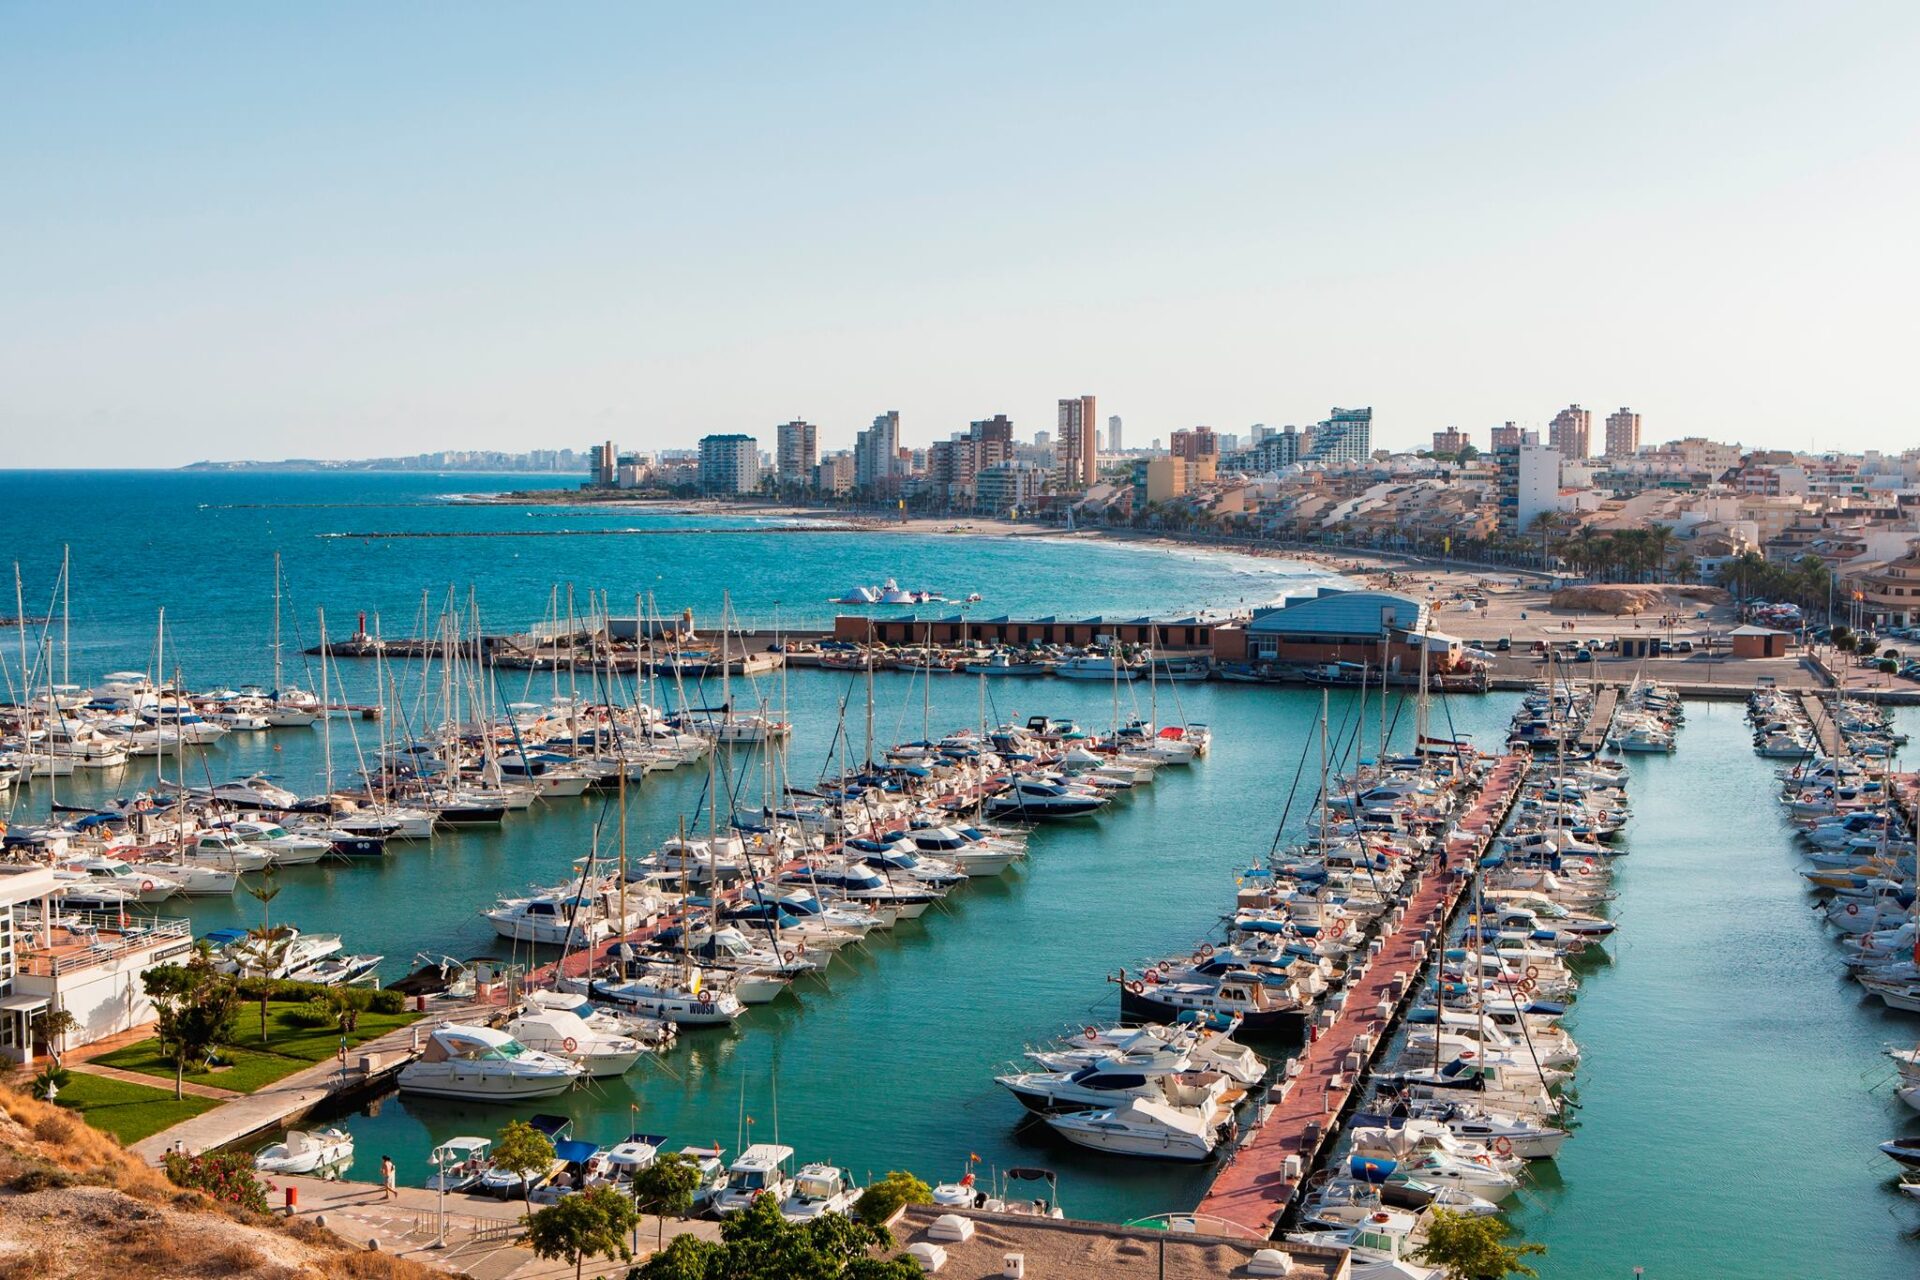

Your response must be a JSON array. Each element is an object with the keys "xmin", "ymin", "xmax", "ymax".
[{"xmin": 381, "ymin": 1155, "xmax": 397, "ymax": 1201}]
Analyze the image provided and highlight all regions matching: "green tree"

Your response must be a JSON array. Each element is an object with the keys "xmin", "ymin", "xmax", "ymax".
[
  {"xmin": 143, "ymin": 948, "xmax": 240, "ymax": 1099},
  {"xmin": 29, "ymin": 1007, "xmax": 80, "ymax": 1065},
  {"xmin": 627, "ymin": 1194, "xmax": 909, "ymax": 1280},
  {"xmin": 630, "ymin": 1234, "xmax": 721, "ymax": 1280},
  {"xmin": 526, "ymin": 1183, "xmax": 639, "ymax": 1280},
  {"xmin": 1412, "ymin": 1208, "xmax": 1546, "ymax": 1280},
  {"xmin": 493, "ymin": 1119, "xmax": 557, "ymax": 1206},
  {"xmin": 631, "ymin": 1151, "xmax": 704, "ymax": 1250},
  {"xmin": 852, "ymin": 1170, "xmax": 931, "ymax": 1227}
]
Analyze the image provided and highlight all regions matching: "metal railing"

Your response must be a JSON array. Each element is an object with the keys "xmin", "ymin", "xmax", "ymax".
[{"xmin": 17, "ymin": 912, "xmax": 193, "ymax": 977}]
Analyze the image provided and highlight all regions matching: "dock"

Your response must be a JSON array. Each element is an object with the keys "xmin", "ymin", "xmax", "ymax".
[
  {"xmin": 128, "ymin": 998, "xmax": 497, "ymax": 1163},
  {"xmin": 1799, "ymin": 692, "xmax": 1844, "ymax": 756},
  {"xmin": 1573, "ymin": 685, "xmax": 1619, "ymax": 752},
  {"xmin": 1191, "ymin": 751, "xmax": 1532, "ymax": 1239}
]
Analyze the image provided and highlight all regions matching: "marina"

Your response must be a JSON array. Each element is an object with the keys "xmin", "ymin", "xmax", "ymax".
[{"xmin": 1, "ymin": 473, "xmax": 1918, "ymax": 1277}]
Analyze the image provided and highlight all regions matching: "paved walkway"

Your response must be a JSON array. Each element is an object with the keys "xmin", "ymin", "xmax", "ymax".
[
  {"xmin": 277, "ymin": 1172, "xmax": 722, "ymax": 1278},
  {"xmin": 130, "ymin": 1002, "xmax": 492, "ymax": 1163},
  {"xmin": 66, "ymin": 1060, "xmax": 240, "ymax": 1100}
]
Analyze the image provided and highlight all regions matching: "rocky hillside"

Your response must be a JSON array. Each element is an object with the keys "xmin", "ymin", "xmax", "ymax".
[{"xmin": 0, "ymin": 1084, "xmax": 435, "ymax": 1280}]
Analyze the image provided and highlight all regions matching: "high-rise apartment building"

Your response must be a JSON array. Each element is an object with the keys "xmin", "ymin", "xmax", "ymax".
[
  {"xmin": 774, "ymin": 420, "xmax": 818, "ymax": 485},
  {"xmin": 1489, "ymin": 422, "xmax": 1522, "ymax": 451},
  {"xmin": 1495, "ymin": 430, "xmax": 1560, "ymax": 533},
  {"xmin": 1305, "ymin": 407, "xmax": 1373, "ymax": 465},
  {"xmin": 1170, "ymin": 426, "xmax": 1218, "ymax": 464},
  {"xmin": 1431, "ymin": 427, "xmax": 1469, "ymax": 455},
  {"xmin": 969, "ymin": 414, "xmax": 1014, "ymax": 468},
  {"xmin": 1056, "ymin": 395, "xmax": 1097, "ymax": 490},
  {"xmin": 854, "ymin": 411, "xmax": 901, "ymax": 493},
  {"xmin": 592, "ymin": 439, "xmax": 619, "ymax": 487},
  {"xmin": 1107, "ymin": 415, "xmax": 1123, "ymax": 454},
  {"xmin": 1604, "ymin": 407, "xmax": 1641, "ymax": 458},
  {"xmin": 698, "ymin": 434, "xmax": 761, "ymax": 493},
  {"xmin": 1547, "ymin": 404, "xmax": 1592, "ymax": 459}
]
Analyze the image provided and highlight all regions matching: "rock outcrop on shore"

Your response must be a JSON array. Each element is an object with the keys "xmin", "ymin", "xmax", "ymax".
[
  {"xmin": 0, "ymin": 1084, "xmax": 434, "ymax": 1279},
  {"xmin": 1548, "ymin": 583, "xmax": 1728, "ymax": 616}
]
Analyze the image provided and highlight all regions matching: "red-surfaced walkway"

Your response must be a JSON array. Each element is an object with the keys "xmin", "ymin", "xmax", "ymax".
[{"xmin": 1193, "ymin": 752, "xmax": 1530, "ymax": 1239}]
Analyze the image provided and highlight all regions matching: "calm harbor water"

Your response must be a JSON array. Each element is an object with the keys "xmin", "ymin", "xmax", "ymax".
[{"xmin": 4, "ymin": 470, "xmax": 1919, "ymax": 1274}]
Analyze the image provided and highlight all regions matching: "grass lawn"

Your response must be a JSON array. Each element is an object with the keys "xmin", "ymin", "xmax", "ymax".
[
  {"xmin": 53, "ymin": 1072, "xmax": 219, "ymax": 1145},
  {"xmin": 92, "ymin": 1009, "xmax": 421, "ymax": 1094}
]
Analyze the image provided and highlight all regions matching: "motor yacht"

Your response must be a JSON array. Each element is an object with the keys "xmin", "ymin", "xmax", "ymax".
[
  {"xmin": 254, "ymin": 1128, "xmax": 355, "ymax": 1177},
  {"xmin": 504, "ymin": 1007, "xmax": 649, "ymax": 1077},
  {"xmin": 711, "ymin": 1144, "xmax": 796, "ymax": 1215},
  {"xmin": 779, "ymin": 1164, "xmax": 858, "ymax": 1222},
  {"xmin": 1043, "ymin": 1097, "xmax": 1223, "ymax": 1162},
  {"xmin": 396, "ymin": 1024, "xmax": 585, "ymax": 1100}
]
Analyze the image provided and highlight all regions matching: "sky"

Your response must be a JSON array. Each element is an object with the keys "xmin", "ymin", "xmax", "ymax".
[{"xmin": 3, "ymin": 2, "xmax": 1917, "ymax": 466}]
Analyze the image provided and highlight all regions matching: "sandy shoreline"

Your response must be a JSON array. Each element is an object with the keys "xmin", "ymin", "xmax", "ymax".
[{"xmin": 468, "ymin": 491, "xmax": 1752, "ymax": 647}]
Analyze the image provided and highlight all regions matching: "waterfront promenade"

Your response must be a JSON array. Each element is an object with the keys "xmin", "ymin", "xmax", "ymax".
[{"xmin": 1193, "ymin": 751, "xmax": 1531, "ymax": 1237}]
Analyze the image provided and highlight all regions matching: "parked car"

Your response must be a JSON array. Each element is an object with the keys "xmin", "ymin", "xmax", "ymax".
[
  {"xmin": 1673, "ymin": 640, "xmax": 1695, "ymax": 653},
  {"xmin": 1494, "ymin": 637, "xmax": 1512, "ymax": 652}
]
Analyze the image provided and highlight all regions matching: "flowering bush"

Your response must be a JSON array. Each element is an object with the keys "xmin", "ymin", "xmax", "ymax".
[{"xmin": 163, "ymin": 1150, "xmax": 272, "ymax": 1214}]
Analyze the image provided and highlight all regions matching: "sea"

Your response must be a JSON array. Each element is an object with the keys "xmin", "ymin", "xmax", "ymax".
[{"xmin": 3, "ymin": 469, "xmax": 1917, "ymax": 1277}]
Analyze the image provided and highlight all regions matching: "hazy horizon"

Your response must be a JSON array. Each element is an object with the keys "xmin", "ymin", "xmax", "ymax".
[{"xmin": 4, "ymin": 3, "xmax": 1916, "ymax": 467}]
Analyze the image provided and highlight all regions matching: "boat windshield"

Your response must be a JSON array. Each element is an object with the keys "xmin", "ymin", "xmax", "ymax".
[
  {"xmin": 485, "ymin": 1040, "xmax": 528, "ymax": 1060},
  {"xmin": 728, "ymin": 1169, "xmax": 768, "ymax": 1191}
]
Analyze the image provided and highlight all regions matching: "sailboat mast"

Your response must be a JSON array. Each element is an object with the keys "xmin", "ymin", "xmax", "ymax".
[
  {"xmin": 272, "ymin": 551, "xmax": 284, "ymax": 695},
  {"xmin": 61, "ymin": 545, "xmax": 69, "ymax": 690},
  {"xmin": 318, "ymin": 606, "xmax": 334, "ymax": 799}
]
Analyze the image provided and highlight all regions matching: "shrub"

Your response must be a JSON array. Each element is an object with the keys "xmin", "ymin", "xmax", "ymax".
[
  {"xmin": 853, "ymin": 1170, "xmax": 932, "ymax": 1227},
  {"xmin": 163, "ymin": 1149, "xmax": 272, "ymax": 1215},
  {"xmin": 366, "ymin": 989, "xmax": 406, "ymax": 1014},
  {"xmin": 9, "ymin": 1161, "xmax": 75, "ymax": 1192},
  {"xmin": 282, "ymin": 999, "xmax": 339, "ymax": 1029}
]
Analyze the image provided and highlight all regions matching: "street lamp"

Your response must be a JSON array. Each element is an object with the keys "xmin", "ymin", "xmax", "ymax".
[{"xmin": 431, "ymin": 1142, "xmax": 449, "ymax": 1249}]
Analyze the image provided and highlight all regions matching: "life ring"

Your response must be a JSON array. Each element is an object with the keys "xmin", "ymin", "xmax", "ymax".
[
  {"xmin": 782, "ymin": 949, "xmax": 797, "ymax": 963},
  {"xmin": 1492, "ymin": 1135, "xmax": 1513, "ymax": 1157},
  {"xmin": 1125, "ymin": 979, "xmax": 1145, "ymax": 996},
  {"xmin": 1517, "ymin": 978, "xmax": 1537, "ymax": 995},
  {"xmin": 1083, "ymin": 1025, "xmax": 1099, "ymax": 1043},
  {"xmin": 1198, "ymin": 942, "xmax": 1215, "ymax": 959},
  {"xmin": 1192, "ymin": 951, "xmax": 1207, "ymax": 967},
  {"xmin": 140, "ymin": 879, "xmax": 155, "ymax": 893},
  {"xmin": 1459, "ymin": 1049, "xmax": 1476, "ymax": 1060},
  {"xmin": 1524, "ymin": 965, "xmax": 1541, "ymax": 980},
  {"xmin": 562, "ymin": 1036, "xmax": 579, "ymax": 1053},
  {"xmin": 696, "ymin": 990, "xmax": 715, "ymax": 1006},
  {"xmin": 1845, "ymin": 902, "xmax": 1860, "ymax": 917},
  {"xmin": 1145, "ymin": 969, "xmax": 1162, "ymax": 985},
  {"xmin": 1331, "ymin": 920, "xmax": 1348, "ymax": 938}
]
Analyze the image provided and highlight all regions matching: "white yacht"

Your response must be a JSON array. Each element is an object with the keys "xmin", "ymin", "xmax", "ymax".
[
  {"xmin": 254, "ymin": 1128, "xmax": 355, "ymax": 1176},
  {"xmin": 504, "ymin": 1007, "xmax": 649, "ymax": 1077},
  {"xmin": 589, "ymin": 969, "xmax": 746, "ymax": 1026},
  {"xmin": 225, "ymin": 821, "xmax": 331, "ymax": 865},
  {"xmin": 1043, "ymin": 1098, "xmax": 1222, "ymax": 1162},
  {"xmin": 396, "ymin": 1024, "xmax": 584, "ymax": 1100},
  {"xmin": 57, "ymin": 858, "xmax": 183, "ymax": 903},
  {"xmin": 779, "ymin": 1164, "xmax": 857, "ymax": 1222},
  {"xmin": 712, "ymin": 1144, "xmax": 796, "ymax": 1215}
]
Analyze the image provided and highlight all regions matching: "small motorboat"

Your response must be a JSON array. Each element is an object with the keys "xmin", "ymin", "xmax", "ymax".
[{"xmin": 255, "ymin": 1127, "xmax": 355, "ymax": 1176}]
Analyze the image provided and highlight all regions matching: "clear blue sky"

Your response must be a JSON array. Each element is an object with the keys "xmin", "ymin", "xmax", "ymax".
[{"xmin": 3, "ymin": 2, "xmax": 1916, "ymax": 465}]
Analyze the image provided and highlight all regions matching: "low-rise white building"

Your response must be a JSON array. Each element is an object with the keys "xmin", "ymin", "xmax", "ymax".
[{"xmin": 2, "ymin": 867, "xmax": 196, "ymax": 1063}]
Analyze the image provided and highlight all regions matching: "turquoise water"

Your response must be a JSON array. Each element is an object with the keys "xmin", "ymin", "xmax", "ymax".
[
  {"xmin": 5, "ymin": 470, "xmax": 1919, "ymax": 1273},
  {"xmin": 0, "ymin": 470, "xmax": 1338, "ymax": 682}
]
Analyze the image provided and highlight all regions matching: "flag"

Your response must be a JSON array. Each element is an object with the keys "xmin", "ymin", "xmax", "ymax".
[{"xmin": 968, "ymin": 1152, "xmax": 980, "ymax": 1164}]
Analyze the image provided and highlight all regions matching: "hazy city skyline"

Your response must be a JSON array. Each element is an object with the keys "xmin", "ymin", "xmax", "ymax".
[{"xmin": 4, "ymin": 3, "xmax": 1916, "ymax": 467}]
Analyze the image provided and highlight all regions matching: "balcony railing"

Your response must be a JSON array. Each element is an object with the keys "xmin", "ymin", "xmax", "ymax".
[{"xmin": 16, "ymin": 912, "xmax": 193, "ymax": 978}]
